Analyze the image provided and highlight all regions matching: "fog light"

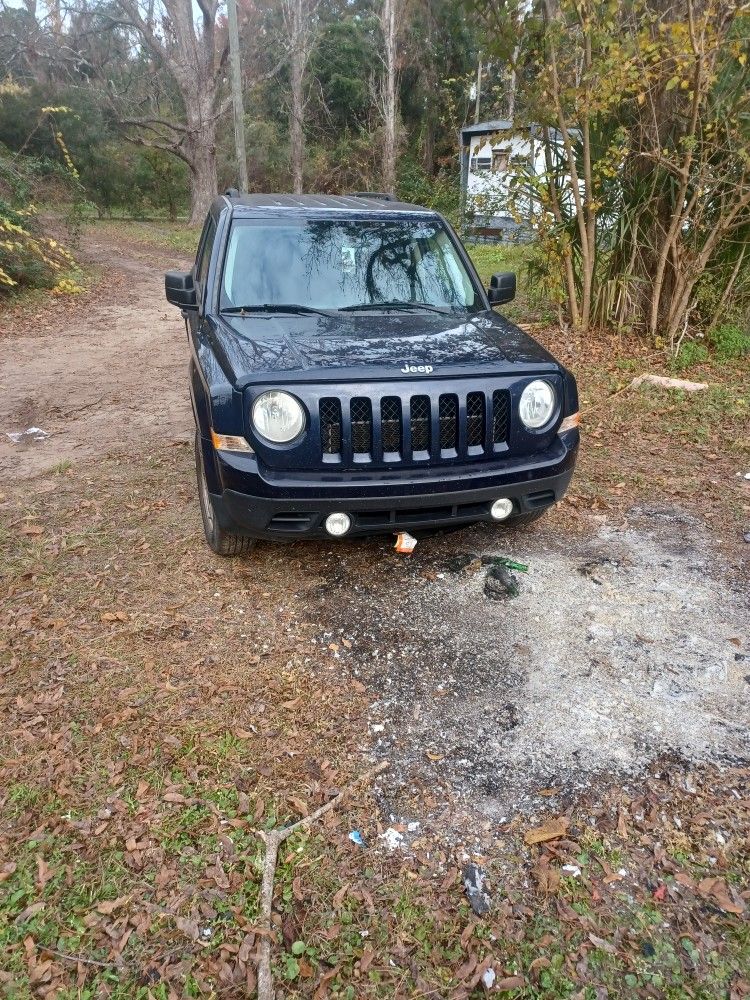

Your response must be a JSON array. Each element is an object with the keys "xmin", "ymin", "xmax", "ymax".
[
  {"xmin": 490, "ymin": 498, "xmax": 514, "ymax": 521},
  {"xmin": 325, "ymin": 512, "xmax": 351, "ymax": 537}
]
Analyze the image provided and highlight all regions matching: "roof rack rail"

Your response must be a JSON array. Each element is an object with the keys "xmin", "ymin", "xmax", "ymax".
[
  {"xmin": 224, "ymin": 187, "xmax": 240, "ymax": 198},
  {"xmin": 352, "ymin": 191, "xmax": 396, "ymax": 201}
]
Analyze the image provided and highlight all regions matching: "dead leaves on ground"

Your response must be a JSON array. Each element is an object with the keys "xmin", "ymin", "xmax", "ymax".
[{"xmin": 524, "ymin": 815, "xmax": 570, "ymax": 845}]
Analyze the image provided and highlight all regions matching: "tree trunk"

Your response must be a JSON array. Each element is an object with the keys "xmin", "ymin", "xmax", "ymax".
[
  {"xmin": 289, "ymin": 0, "xmax": 305, "ymax": 194},
  {"xmin": 114, "ymin": 0, "xmax": 227, "ymax": 226},
  {"xmin": 506, "ymin": 42, "xmax": 521, "ymax": 120},
  {"xmin": 380, "ymin": 0, "xmax": 398, "ymax": 194},
  {"xmin": 420, "ymin": 0, "xmax": 437, "ymax": 176},
  {"xmin": 187, "ymin": 132, "xmax": 218, "ymax": 224},
  {"xmin": 183, "ymin": 87, "xmax": 220, "ymax": 223}
]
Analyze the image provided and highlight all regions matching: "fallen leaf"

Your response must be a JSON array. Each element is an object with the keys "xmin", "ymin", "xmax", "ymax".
[
  {"xmin": 0, "ymin": 862, "xmax": 17, "ymax": 883},
  {"xmin": 15, "ymin": 902, "xmax": 45, "ymax": 925},
  {"xmin": 20, "ymin": 524, "xmax": 44, "ymax": 536},
  {"xmin": 697, "ymin": 877, "xmax": 746, "ymax": 914},
  {"xmin": 175, "ymin": 916, "xmax": 201, "ymax": 940},
  {"xmin": 524, "ymin": 817, "xmax": 569, "ymax": 845},
  {"xmin": 96, "ymin": 895, "xmax": 130, "ymax": 915},
  {"xmin": 495, "ymin": 976, "xmax": 525, "ymax": 991},
  {"xmin": 36, "ymin": 855, "xmax": 52, "ymax": 891},
  {"xmin": 588, "ymin": 932, "xmax": 617, "ymax": 955}
]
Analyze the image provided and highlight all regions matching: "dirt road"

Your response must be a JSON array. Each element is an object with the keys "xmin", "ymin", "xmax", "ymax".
[{"xmin": 0, "ymin": 236, "xmax": 193, "ymax": 480}]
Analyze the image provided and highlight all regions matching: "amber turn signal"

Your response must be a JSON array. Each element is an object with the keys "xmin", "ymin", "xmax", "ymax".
[
  {"xmin": 210, "ymin": 429, "xmax": 254, "ymax": 452},
  {"xmin": 558, "ymin": 412, "xmax": 581, "ymax": 433}
]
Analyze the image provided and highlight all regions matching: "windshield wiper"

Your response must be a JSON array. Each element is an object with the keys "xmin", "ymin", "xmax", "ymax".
[
  {"xmin": 221, "ymin": 303, "xmax": 331, "ymax": 316},
  {"xmin": 339, "ymin": 300, "xmax": 453, "ymax": 314}
]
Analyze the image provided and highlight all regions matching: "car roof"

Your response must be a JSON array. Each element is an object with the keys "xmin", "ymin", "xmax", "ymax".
[{"xmin": 219, "ymin": 193, "xmax": 437, "ymax": 216}]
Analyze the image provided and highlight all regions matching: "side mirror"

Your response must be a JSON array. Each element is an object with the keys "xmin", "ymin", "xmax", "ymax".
[
  {"xmin": 487, "ymin": 271, "xmax": 516, "ymax": 306},
  {"xmin": 165, "ymin": 270, "xmax": 197, "ymax": 310}
]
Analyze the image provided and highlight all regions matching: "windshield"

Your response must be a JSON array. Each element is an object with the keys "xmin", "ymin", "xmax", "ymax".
[{"xmin": 220, "ymin": 218, "xmax": 480, "ymax": 313}]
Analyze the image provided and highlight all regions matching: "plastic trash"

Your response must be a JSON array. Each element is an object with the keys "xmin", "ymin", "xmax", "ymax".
[
  {"xmin": 348, "ymin": 830, "xmax": 365, "ymax": 847},
  {"xmin": 462, "ymin": 862, "xmax": 492, "ymax": 915},
  {"xmin": 482, "ymin": 555, "xmax": 529, "ymax": 573},
  {"xmin": 482, "ymin": 968, "xmax": 496, "ymax": 989},
  {"xmin": 379, "ymin": 827, "xmax": 404, "ymax": 851},
  {"xmin": 484, "ymin": 564, "xmax": 519, "ymax": 600},
  {"xmin": 394, "ymin": 531, "xmax": 417, "ymax": 555},
  {"xmin": 6, "ymin": 426, "xmax": 49, "ymax": 445}
]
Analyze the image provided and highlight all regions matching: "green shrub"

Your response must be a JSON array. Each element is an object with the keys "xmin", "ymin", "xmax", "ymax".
[
  {"xmin": 708, "ymin": 323, "xmax": 750, "ymax": 360},
  {"xmin": 0, "ymin": 199, "xmax": 77, "ymax": 293},
  {"xmin": 396, "ymin": 157, "xmax": 460, "ymax": 226},
  {"xmin": 672, "ymin": 340, "xmax": 709, "ymax": 372}
]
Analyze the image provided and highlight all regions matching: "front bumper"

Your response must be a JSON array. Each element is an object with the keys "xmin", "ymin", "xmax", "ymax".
[{"xmin": 202, "ymin": 430, "xmax": 579, "ymax": 540}]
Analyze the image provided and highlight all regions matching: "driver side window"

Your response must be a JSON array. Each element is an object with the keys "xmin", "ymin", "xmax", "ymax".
[{"xmin": 195, "ymin": 218, "xmax": 216, "ymax": 293}]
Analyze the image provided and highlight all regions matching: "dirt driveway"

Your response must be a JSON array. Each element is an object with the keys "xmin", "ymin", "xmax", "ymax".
[
  {"xmin": 0, "ymin": 236, "xmax": 193, "ymax": 479},
  {"xmin": 1, "ymin": 228, "xmax": 748, "ymax": 997}
]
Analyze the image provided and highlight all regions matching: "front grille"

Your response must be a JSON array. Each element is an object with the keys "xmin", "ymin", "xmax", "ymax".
[
  {"xmin": 351, "ymin": 397, "xmax": 372, "ymax": 453},
  {"xmin": 381, "ymin": 397, "xmax": 401, "ymax": 452},
  {"xmin": 492, "ymin": 390, "xmax": 510, "ymax": 443},
  {"xmin": 439, "ymin": 395, "xmax": 458, "ymax": 450},
  {"xmin": 317, "ymin": 384, "xmax": 513, "ymax": 465},
  {"xmin": 411, "ymin": 395, "xmax": 430, "ymax": 452},
  {"xmin": 466, "ymin": 391, "xmax": 485, "ymax": 447},
  {"xmin": 320, "ymin": 398, "xmax": 341, "ymax": 454}
]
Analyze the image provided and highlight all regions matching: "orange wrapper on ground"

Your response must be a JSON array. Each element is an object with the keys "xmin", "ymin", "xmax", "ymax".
[{"xmin": 394, "ymin": 531, "xmax": 418, "ymax": 555}]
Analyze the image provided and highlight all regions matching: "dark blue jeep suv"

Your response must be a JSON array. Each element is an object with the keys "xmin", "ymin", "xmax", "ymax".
[{"xmin": 165, "ymin": 193, "xmax": 579, "ymax": 555}]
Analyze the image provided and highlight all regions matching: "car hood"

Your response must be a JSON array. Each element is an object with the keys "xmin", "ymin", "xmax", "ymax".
[{"xmin": 211, "ymin": 310, "xmax": 561, "ymax": 387}]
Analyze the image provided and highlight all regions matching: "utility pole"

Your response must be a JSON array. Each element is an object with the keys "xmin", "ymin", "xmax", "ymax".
[
  {"xmin": 227, "ymin": 0, "xmax": 249, "ymax": 192},
  {"xmin": 474, "ymin": 51, "xmax": 482, "ymax": 124}
]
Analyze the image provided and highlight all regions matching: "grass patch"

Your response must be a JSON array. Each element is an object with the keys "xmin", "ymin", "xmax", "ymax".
[{"xmin": 89, "ymin": 219, "xmax": 200, "ymax": 255}]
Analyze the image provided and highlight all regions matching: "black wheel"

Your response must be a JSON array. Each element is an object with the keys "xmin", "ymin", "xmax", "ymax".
[{"xmin": 195, "ymin": 432, "xmax": 256, "ymax": 556}]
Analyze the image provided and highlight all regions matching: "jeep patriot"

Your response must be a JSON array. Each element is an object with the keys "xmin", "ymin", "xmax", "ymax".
[{"xmin": 165, "ymin": 193, "xmax": 580, "ymax": 555}]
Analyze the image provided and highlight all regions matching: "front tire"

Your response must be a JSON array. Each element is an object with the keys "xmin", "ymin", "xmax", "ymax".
[{"xmin": 195, "ymin": 432, "xmax": 256, "ymax": 556}]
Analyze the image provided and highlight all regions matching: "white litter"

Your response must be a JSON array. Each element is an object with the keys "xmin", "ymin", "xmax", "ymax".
[
  {"xmin": 6, "ymin": 426, "xmax": 50, "ymax": 444},
  {"xmin": 482, "ymin": 968, "xmax": 496, "ymax": 989},
  {"xmin": 562, "ymin": 864, "xmax": 582, "ymax": 877},
  {"xmin": 379, "ymin": 827, "xmax": 404, "ymax": 851}
]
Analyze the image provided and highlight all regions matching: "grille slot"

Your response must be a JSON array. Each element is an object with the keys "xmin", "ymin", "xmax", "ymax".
[
  {"xmin": 320, "ymin": 398, "xmax": 342, "ymax": 454},
  {"xmin": 492, "ymin": 390, "xmax": 510, "ymax": 444},
  {"xmin": 351, "ymin": 397, "xmax": 372, "ymax": 454},
  {"xmin": 466, "ymin": 392, "xmax": 485, "ymax": 448},
  {"xmin": 381, "ymin": 397, "xmax": 401, "ymax": 453},
  {"xmin": 439, "ymin": 395, "xmax": 458, "ymax": 450},
  {"xmin": 410, "ymin": 395, "xmax": 430, "ymax": 452}
]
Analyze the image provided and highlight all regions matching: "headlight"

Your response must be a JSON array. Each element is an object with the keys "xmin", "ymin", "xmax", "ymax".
[
  {"xmin": 252, "ymin": 390, "xmax": 305, "ymax": 443},
  {"xmin": 519, "ymin": 380, "xmax": 556, "ymax": 429}
]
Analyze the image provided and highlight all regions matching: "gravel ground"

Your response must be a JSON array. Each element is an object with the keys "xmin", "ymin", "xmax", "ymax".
[{"xmin": 311, "ymin": 505, "xmax": 749, "ymax": 839}]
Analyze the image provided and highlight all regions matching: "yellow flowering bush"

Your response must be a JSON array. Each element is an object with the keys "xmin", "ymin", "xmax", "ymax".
[
  {"xmin": 0, "ymin": 204, "xmax": 78, "ymax": 293},
  {"xmin": 0, "ymin": 94, "xmax": 82, "ymax": 296}
]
